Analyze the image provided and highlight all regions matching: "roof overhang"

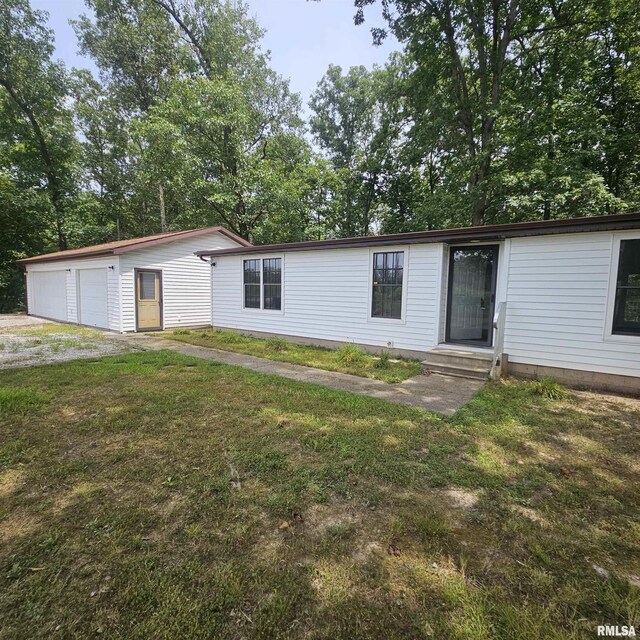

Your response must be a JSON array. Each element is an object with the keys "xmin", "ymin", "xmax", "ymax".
[
  {"xmin": 17, "ymin": 226, "xmax": 251, "ymax": 266},
  {"xmin": 196, "ymin": 212, "xmax": 640, "ymax": 259}
]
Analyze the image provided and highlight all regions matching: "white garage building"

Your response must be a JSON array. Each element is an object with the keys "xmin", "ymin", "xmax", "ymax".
[{"xmin": 18, "ymin": 226, "xmax": 250, "ymax": 332}]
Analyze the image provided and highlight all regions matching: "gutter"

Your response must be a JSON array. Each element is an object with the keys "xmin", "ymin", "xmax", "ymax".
[{"xmin": 196, "ymin": 212, "xmax": 640, "ymax": 259}]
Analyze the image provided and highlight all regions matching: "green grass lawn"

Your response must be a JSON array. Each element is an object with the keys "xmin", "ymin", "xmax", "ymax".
[
  {"xmin": 0, "ymin": 351, "xmax": 638, "ymax": 639},
  {"xmin": 165, "ymin": 328, "xmax": 423, "ymax": 383}
]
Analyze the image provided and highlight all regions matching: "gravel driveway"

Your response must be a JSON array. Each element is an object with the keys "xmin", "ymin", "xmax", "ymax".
[
  {"xmin": 0, "ymin": 315, "xmax": 130, "ymax": 369},
  {"xmin": 0, "ymin": 314, "xmax": 55, "ymax": 329}
]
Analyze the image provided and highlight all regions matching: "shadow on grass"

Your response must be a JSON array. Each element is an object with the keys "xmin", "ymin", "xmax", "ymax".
[{"xmin": 0, "ymin": 351, "xmax": 638, "ymax": 639}]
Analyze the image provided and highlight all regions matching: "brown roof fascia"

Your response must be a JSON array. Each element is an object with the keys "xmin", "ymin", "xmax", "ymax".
[
  {"xmin": 17, "ymin": 248, "xmax": 116, "ymax": 265},
  {"xmin": 17, "ymin": 225, "xmax": 251, "ymax": 266},
  {"xmin": 197, "ymin": 212, "xmax": 640, "ymax": 258}
]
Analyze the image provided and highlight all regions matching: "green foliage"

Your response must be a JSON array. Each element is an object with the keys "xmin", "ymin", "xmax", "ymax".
[
  {"xmin": 168, "ymin": 329, "xmax": 422, "ymax": 382},
  {"xmin": 336, "ymin": 343, "xmax": 366, "ymax": 365},
  {"xmin": 265, "ymin": 337, "xmax": 288, "ymax": 352},
  {"xmin": 0, "ymin": 0, "xmax": 81, "ymax": 309},
  {"xmin": 309, "ymin": 61, "xmax": 404, "ymax": 237},
  {"xmin": 373, "ymin": 350, "xmax": 391, "ymax": 369},
  {"xmin": 1, "ymin": 0, "xmax": 640, "ymax": 311},
  {"xmin": 351, "ymin": 0, "xmax": 640, "ymax": 229},
  {"xmin": 530, "ymin": 378, "xmax": 569, "ymax": 400}
]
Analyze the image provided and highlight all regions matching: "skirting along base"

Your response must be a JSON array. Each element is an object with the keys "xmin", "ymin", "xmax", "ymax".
[{"xmin": 509, "ymin": 361, "xmax": 640, "ymax": 396}]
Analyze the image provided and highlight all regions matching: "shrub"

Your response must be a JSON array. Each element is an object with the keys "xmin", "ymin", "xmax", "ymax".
[
  {"xmin": 374, "ymin": 350, "xmax": 391, "ymax": 369},
  {"xmin": 531, "ymin": 377, "xmax": 569, "ymax": 400},
  {"xmin": 337, "ymin": 344, "xmax": 365, "ymax": 365},
  {"xmin": 265, "ymin": 337, "xmax": 288, "ymax": 352}
]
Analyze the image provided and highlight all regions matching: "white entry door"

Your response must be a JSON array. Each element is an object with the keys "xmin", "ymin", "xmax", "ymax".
[{"xmin": 77, "ymin": 268, "xmax": 109, "ymax": 328}]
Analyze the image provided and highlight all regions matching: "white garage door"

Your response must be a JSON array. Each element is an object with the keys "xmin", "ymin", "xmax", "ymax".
[
  {"xmin": 30, "ymin": 270, "xmax": 68, "ymax": 321},
  {"xmin": 78, "ymin": 268, "xmax": 109, "ymax": 329}
]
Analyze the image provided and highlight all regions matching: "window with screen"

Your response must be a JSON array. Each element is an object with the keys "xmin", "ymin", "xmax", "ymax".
[
  {"xmin": 613, "ymin": 239, "xmax": 640, "ymax": 335},
  {"xmin": 243, "ymin": 259, "xmax": 261, "ymax": 309},
  {"xmin": 371, "ymin": 251, "xmax": 404, "ymax": 319},
  {"xmin": 263, "ymin": 258, "xmax": 282, "ymax": 310},
  {"xmin": 139, "ymin": 272, "xmax": 157, "ymax": 300}
]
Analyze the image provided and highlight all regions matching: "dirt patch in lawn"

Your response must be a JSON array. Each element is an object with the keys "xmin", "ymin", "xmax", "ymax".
[{"xmin": 0, "ymin": 323, "xmax": 129, "ymax": 369}]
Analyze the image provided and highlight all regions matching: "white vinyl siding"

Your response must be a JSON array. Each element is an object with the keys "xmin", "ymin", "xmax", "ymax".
[
  {"xmin": 504, "ymin": 231, "xmax": 640, "ymax": 378},
  {"xmin": 119, "ymin": 231, "xmax": 240, "ymax": 332},
  {"xmin": 213, "ymin": 244, "xmax": 442, "ymax": 353},
  {"xmin": 25, "ymin": 230, "xmax": 243, "ymax": 333},
  {"xmin": 213, "ymin": 230, "xmax": 640, "ymax": 381}
]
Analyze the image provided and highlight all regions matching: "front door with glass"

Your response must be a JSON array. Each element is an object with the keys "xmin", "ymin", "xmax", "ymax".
[{"xmin": 445, "ymin": 245, "xmax": 499, "ymax": 347}]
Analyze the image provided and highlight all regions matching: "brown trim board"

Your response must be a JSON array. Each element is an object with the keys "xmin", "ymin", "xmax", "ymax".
[
  {"xmin": 197, "ymin": 212, "xmax": 640, "ymax": 258},
  {"xmin": 17, "ymin": 226, "xmax": 251, "ymax": 266}
]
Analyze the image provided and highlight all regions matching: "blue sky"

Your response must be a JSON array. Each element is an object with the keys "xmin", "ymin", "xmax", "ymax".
[{"xmin": 30, "ymin": 0, "xmax": 399, "ymax": 109}]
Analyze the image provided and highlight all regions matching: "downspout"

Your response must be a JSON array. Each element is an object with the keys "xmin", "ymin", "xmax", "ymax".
[
  {"xmin": 23, "ymin": 266, "xmax": 29, "ymax": 315},
  {"xmin": 198, "ymin": 254, "xmax": 215, "ymax": 329}
]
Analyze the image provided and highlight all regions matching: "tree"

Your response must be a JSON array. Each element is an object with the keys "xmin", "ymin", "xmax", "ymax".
[
  {"xmin": 309, "ymin": 62, "xmax": 403, "ymax": 236},
  {"xmin": 351, "ymin": 0, "xmax": 640, "ymax": 226},
  {"xmin": 74, "ymin": 0, "xmax": 188, "ymax": 233},
  {"xmin": 148, "ymin": 0, "xmax": 304, "ymax": 240},
  {"xmin": 75, "ymin": 0, "xmax": 306, "ymax": 241},
  {"xmin": 353, "ymin": 0, "xmax": 527, "ymax": 225},
  {"xmin": 0, "ymin": 167, "xmax": 50, "ymax": 311},
  {"xmin": 140, "ymin": 74, "xmax": 303, "ymax": 239},
  {"xmin": 0, "ymin": 0, "xmax": 79, "ymax": 249}
]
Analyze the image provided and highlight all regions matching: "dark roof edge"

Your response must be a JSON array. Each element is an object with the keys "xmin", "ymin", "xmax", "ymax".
[
  {"xmin": 16, "ymin": 248, "xmax": 116, "ymax": 265},
  {"xmin": 17, "ymin": 225, "xmax": 251, "ymax": 266},
  {"xmin": 197, "ymin": 213, "xmax": 640, "ymax": 258}
]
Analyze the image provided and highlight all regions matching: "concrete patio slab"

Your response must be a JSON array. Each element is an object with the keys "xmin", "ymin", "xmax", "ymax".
[{"xmin": 117, "ymin": 333, "xmax": 485, "ymax": 415}]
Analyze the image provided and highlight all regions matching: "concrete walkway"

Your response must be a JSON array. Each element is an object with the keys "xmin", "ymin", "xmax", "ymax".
[{"xmin": 117, "ymin": 333, "xmax": 485, "ymax": 415}]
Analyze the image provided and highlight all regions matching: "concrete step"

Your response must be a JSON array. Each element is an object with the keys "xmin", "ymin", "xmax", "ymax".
[{"xmin": 422, "ymin": 347, "xmax": 493, "ymax": 380}]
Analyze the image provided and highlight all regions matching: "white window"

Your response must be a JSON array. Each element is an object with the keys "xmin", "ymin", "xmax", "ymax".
[{"xmin": 243, "ymin": 257, "xmax": 282, "ymax": 311}]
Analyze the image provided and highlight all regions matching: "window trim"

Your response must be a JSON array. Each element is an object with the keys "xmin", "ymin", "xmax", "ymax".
[
  {"xmin": 367, "ymin": 247, "xmax": 408, "ymax": 324},
  {"xmin": 241, "ymin": 254, "xmax": 284, "ymax": 314},
  {"xmin": 604, "ymin": 232, "xmax": 640, "ymax": 343}
]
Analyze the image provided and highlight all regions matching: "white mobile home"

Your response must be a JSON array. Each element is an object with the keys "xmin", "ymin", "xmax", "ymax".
[
  {"xmin": 19, "ymin": 226, "xmax": 250, "ymax": 332},
  {"xmin": 198, "ymin": 213, "xmax": 640, "ymax": 394}
]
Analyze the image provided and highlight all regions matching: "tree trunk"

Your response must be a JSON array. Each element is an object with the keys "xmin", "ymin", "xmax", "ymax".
[
  {"xmin": 471, "ymin": 192, "xmax": 487, "ymax": 226},
  {"xmin": 158, "ymin": 183, "xmax": 167, "ymax": 232}
]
